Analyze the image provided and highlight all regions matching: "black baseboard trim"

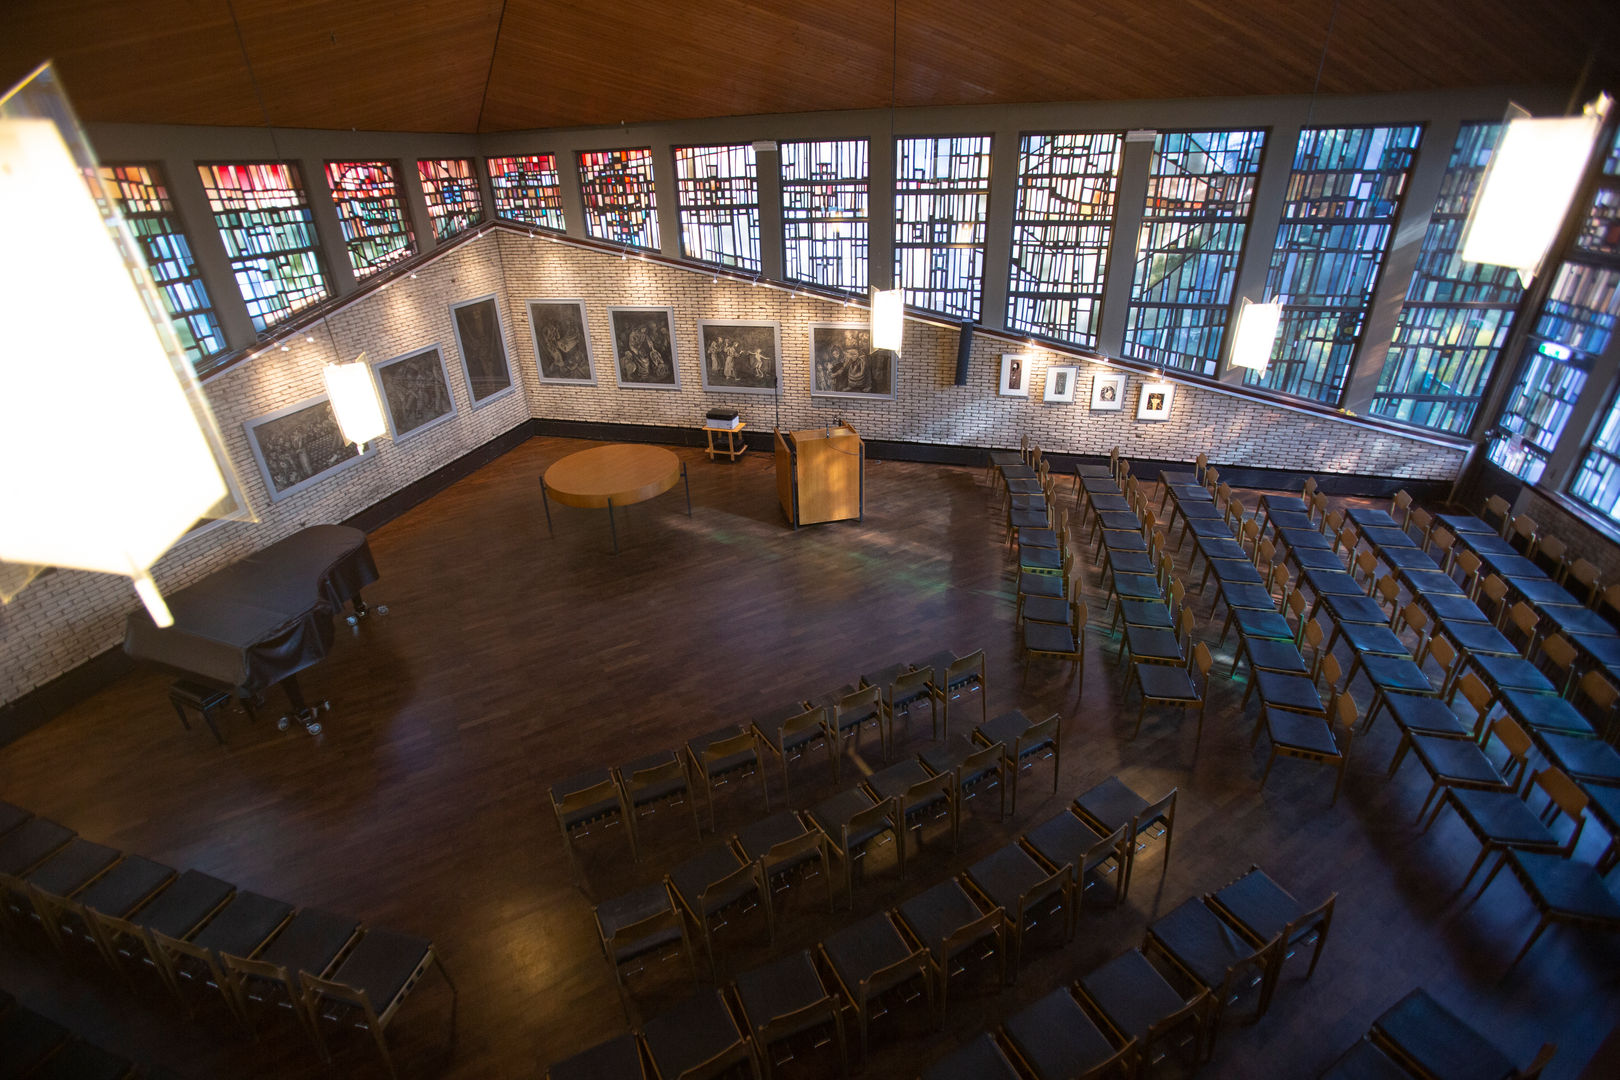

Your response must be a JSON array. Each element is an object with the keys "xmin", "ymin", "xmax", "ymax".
[{"xmin": 344, "ymin": 420, "xmax": 538, "ymax": 532}]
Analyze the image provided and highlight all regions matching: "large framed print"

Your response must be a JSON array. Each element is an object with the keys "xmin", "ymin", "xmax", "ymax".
[
  {"xmin": 1044, "ymin": 365, "xmax": 1078, "ymax": 404},
  {"xmin": 243, "ymin": 395, "xmax": 363, "ymax": 502},
  {"xmin": 1137, "ymin": 381, "xmax": 1175, "ymax": 421},
  {"xmin": 527, "ymin": 298, "xmax": 596, "ymax": 385},
  {"xmin": 609, "ymin": 306, "xmax": 680, "ymax": 389},
  {"xmin": 699, "ymin": 319, "xmax": 781, "ymax": 394},
  {"xmin": 998, "ymin": 354, "xmax": 1030, "ymax": 398},
  {"xmin": 1091, "ymin": 371, "xmax": 1126, "ymax": 411},
  {"xmin": 809, "ymin": 323, "xmax": 894, "ymax": 400},
  {"xmin": 449, "ymin": 294, "xmax": 515, "ymax": 407},
  {"xmin": 372, "ymin": 345, "xmax": 456, "ymax": 441}
]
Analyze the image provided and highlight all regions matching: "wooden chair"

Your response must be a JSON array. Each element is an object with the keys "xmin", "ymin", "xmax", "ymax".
[
  {"xmin": 1206, "ymin": 865, "xmax": 1336, "ymax": 1013},
  {"xmin": 300, "ymin": 929, "xmax": 454, "ymax": 1079},
  {"xmin": 1257, "ymin": 688, "xmax": 1358, "ymax": 804},
  {"xmin": 1021, "ymin": 809, "xmax": 1128, "ymax": 913},
  {"xmin": 751, "ymin": 704, "xmax": 834, "ymax": 803},
  {"xmin": 640, "ymin": 987, "xmax": 757, "ymax": 1080},
  {"xmin": 222, "ymin": 907, "xmax": 360, "ymax": 1045},
  {"xmin": 808, "ymin": 789, "xmax": 901, "ymax": 907},
  {"xmin": 1371, "ymin": 988, "xmax": 1553, "ymax": 1077},
  {"xmin": 973, "ymin": 710, "xmax": 1060, "ymax": 817},
  {"xmin": 818, "ymin": 910, "xmax": 933, "ymax": 1059},
  {"xmin": 735, "ymin": 811, "xmax": 836, "ymax": 919},
  {"xmin": 1075, "ymin": 948, "xmax": 1209, "ymax": 1077},
  {"xmin": 147, "ymin": 889, "xmax": 293, "ymax": 1021},
  {"xmin": 616, "ymin": 749, "xmax": 702, "ymax": 859},
  {"xmin": 1129, "ymin": 641, "xmax": 1213, "ymax": 742},
  {"xmin": 733, "ymin": 950, "xmax": 848, "ymax": 1080},
  {"xmin": 1439, "ymin": 766, "xmax": 1588, "ymax": 891},
  {"xmin": 963, "ymin": 843, "xmax": 1072, "ymax": 978},
  {"xmin": 1396, "ymin": 715, "xmax": 1535, "ymax": 827},
  {"xmin": 823, "ymin": 683, "xmax": 889, "ymax": 768},
  {"xmin": 550, "ymin": 769, "xmax": 626, "ymax": 885},
  {"xmin": 1000, "ymin": 986, "xmax": 1134, "ymax": 1080},
  {"xmin": 896, "ymin": 878, "xmax": 1005, "ymax": 1020},
  {"xmin": 1073, "ymin": 778, "xmax": 1177, "ymax": 900},
  {"xmin": 1022, "ymin": 597, "xmax": 1086, "ymax": 698},
  {"xmin": 686, "ymin": 725, "xmax": 770, "ymax": 828},
  {"xmin": 1476, "ymin": 848, "xmax": 1620, "ymax": 966},
  {"xmin": 668, "ymin": 844, "xmax": 771, "ymax": 975},
  {"xmin": 593, "ymin": 879, "xmax": 697, "ymax": 1014},
  {"xmin": 884, "ymin": 665, "xmax": 938, "ymax": 748},
  {"xmin": 933, "ymin": 650, "xmax": 987, "ymax": 739}
]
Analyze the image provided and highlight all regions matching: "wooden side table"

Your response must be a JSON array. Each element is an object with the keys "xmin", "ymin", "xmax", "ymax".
[{"xmin": 703, "ymin": 423, "xmax": 747, "ymax": 462}]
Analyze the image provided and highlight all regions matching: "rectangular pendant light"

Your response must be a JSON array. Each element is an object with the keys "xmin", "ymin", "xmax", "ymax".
[
  {"xmin": 323, "ymin": 355, "xmax": 387, "ymax": 447},
  {"xmin": 1229, "ymin": 298, "xmax": 1283, "ymax": 373},
  {"xmin": 871, "ymin": 287, "xmax": 904, "ymax": 352}
]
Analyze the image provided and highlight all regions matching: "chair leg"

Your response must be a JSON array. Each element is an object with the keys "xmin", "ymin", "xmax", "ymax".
[
  {"xmin": 1509, "ymin": 915, "xmax": 1553, "ymax": 968},
  {"xmin": 1258, "ymin": 749, "xmax": 1277, "ymax": 790}
]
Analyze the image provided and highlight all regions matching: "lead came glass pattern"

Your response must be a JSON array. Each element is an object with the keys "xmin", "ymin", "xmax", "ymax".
[
  {"xmin": 781, "ymin": 139, "xmax": 869, "ymax": 293},
  {"xmin": 1370, "ymin": 123, "xmax": 1523, "ymax": 434},
  {"xmin": 487, "ymin": 154, "xmax": 566, "ymax": 231},
  {"xmin": 1247, "ymin": 124, "xmax": 1424, "ymax": 403},
  {"xmin": 674, "ymin": 144, "xmax": 760, "ymax": 271},
  {"xmin": 578, "ymin": 148, "xmax": 659, "ymax": 249},
  {"xmin": 324, "ymin": 160, "xmax": 415, "ymax": 280},
  {"xmin": 99, "ymin": 161, "xmax": 227, "ymax": 365},
  {"xmin": 1569, "ymin": 387, "xmax": 1620, "ymax": 519},
  {"xmin": 416, "ymin": 158, "xmax": 483, "ymax": 241},
  {"xmin": 197, "ymin": 161, "xmax": 330, "ymax": 332},
  {"xmin": 895, "ymin": 136, "xmax": 993, "ymax": 320},
  {"xmin": 1123, "ymin": 129, "xmax": 1265, "ymax": 374},
  {"xmin": 1008, "ymin": 132, "xmax": 1123, "ymax": 346}
]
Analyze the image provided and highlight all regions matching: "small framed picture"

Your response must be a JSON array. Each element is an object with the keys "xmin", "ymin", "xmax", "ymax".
[
  {"xmin": 1044, "ymin": 365, "xmax": 1077, "ymax": 404},
  {"xmin": 999, "ymin": 354, "xmax": 1030, "ymax": 398},
  {"xmin": 1091, "ymin": 371, "xmax": 1126, "ymax": 411},
  {"xmin": 1137, "ymin": 381, "xmax": 1175, "ymax": 421}
]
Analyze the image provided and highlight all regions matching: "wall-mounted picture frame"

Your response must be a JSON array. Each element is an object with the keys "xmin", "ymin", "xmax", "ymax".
[
  {"xmin": 808, "ymin": 323, "xmax": 893, "ymax": 400},
  {"xmin": 243, "ymin": 394, "xmax": 364, "ymax": 503},
  {"xmin": 1137, "ymin": 381, "xmax": 1175, "ymax": 421},
  {"xmin": 1044, "ymin": 365, "xmax": 1078, "ymax": 404},
  {"xmin": 372, "ymin": 345, "xmax": 456, "ymax": 442},
  {"xmin": 1091, "ymin": 371, "xmax": 1126, "ymax": 411},
  {"xmin": 609, "ymin": 306, "xmax": 680, "ymax": 389},
  {"xmin": 449, "ymin": 294, "xmax": 515, "ymax": 407},
  {"xmin": 999, "ymin": 353, "xmax": 1030, "ymax": 398},
  {"xmin": 699, "ymin": 319, "xmax": 781, "ymax": 394},
  {"xmin": 527, "ymin": 298, "xmax": 596, "ymax": 385}
]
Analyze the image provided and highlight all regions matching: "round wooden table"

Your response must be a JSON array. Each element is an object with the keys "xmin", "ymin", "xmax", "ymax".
[{"xmin": 540, "ymin": 444, "xmax": 691, "ymax": 553}]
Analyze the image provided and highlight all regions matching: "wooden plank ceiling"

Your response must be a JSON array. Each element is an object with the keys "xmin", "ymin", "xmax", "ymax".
[{"xmin": 3, "ymin": 0, "xmax": 1615, "ymax": 133}]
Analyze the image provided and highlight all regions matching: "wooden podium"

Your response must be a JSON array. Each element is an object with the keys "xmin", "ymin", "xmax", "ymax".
[{"xmin": 775, "ymin": 424, "xmax": 864, "ymax": 527}]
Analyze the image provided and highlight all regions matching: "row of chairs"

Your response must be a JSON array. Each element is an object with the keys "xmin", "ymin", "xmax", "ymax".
[
  {"xmin": 0, "ymin": 802, "xmax": 449, "ymax": 1079},
  {"xmin": 0, "ymin": 987, "xmax": 173, "ymax": 1080},
  {"xmin": 1320, "ymin": 986, "xmax": 1554, "ymax": 1079},
  {"xmin": 560, "ymin": 773, "xmax": 1178, "ymax": 1080}
]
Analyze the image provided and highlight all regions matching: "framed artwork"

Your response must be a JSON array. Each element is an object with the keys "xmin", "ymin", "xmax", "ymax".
[
  {"xmin": 698, "ymin": 319, "xmax": 781, "ymax": 394},
  {"xmin": 1091, "ymin": 371, "xmax": 1126, "ymax": 411},
  {"xmin": 998, "ymin": 354, "xmax": 1030, "ymax": 398},
  {"xmin": 527, "ymin": 299, "xmax": 596, "ymax": 385},
  {"xmin": 373, "ymin": 346, "xmax": 456, "ymax": 441},
  {"xmin": 1044, "ymin": 365, "xmax": 1078, "ymax": 403},
  {"xmin": 243, "ymin": 395, "xmax": 363, "ymax": 502},
  {"xmin": 449, "ymin": 294, "xmax": 515, "ymax": 407},
  {"xmin": 1138, "ymin": 381, "xmax": 1175, "ymax": 421},
  {"xmin": 609, "ymin": 306, "xmax": 680, "ymax": 389},
  {"xmin": 809, "ymin": 323, "xmax": 894, "ymax": 400}
]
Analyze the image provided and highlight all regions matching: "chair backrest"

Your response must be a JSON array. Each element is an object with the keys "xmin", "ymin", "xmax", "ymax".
[
  {"xmin": 1303, "ymin": 475, "xmax": 1320, "ymax": 501},
  {"xmin": 1256, "ymin": 538, "xmax": 1277, "ymax": 568},
  {"xmin": 1286, "ymin": 588, "xmax": 1307, "ymax": 622},
  {"xmin": 960, "ymin": 742, "xmax": 1005, "ymax": 789},
  {"xmin": 1457, "ymin": 673, "xmax": 1493, "ymax": 733},
  {"xmin": 1177, "ymin": 607, "xmax": 1196, "ymax": 652},
  {"xmin": 1267, "ymin": 562, "xmax": 1290, "ymax": 598},
  {"xmin": 1480, "ymin": 575, "xmax": 1510, "ymax": 621},
  {"xmin": 1484, "ymin": 494, "xmax": 1511, "ymax": 532},
  {"xmin": 1429, "ymin": 527, "xmax": 1455, "ymax": 565},
  {"xmin": 1302, "ymin": 618, "xmax": 1325, "ymax": 654},
  {"xmin": 1203, "ymin": 465, "xmax": 1218, "ymax": 489},
  {"xmin": 1399, "ymin": 601, "xmax": 1428, "ymax": 637},
  {"xmin": 1373, "ymin": 575, "xmax": 1399, "ymax": 609},
  {"xmin": 1391, "ymin": 489, "xmax": 1411, "ymax": 518},
  {"xmin": 1409, "ymin": 507, "xmax": 1433, "ymax": 542},
  {"xmin": 760, "ymin": 829, "xmax": 830, "ymax": 878},
  {"xmin": 1538, "ymin": 534, "xmax": 1566, "ymax": 567},
  {"xmin": 553, "ymin": 777, "xmax": 621, "ymax": 834},
  {"xmin": 846, "ymin": 797, "xmax": 899, "ymax": 852},
  {"xmin": 1168, "ymin": 579, "xmax": 1186, "ymax": 615},
  {"xmin": 1333, "ymin": 692, "xmax": 1358, "ymax": 751},
  {"xmin": 1140, "ymin": 788, "xmax": 1177, "ymax": 836},
  {"xmin": 1540, "ymin": 633, "xmax": 1578, "ymax": 684},
  {"xmin": 300, "ymin": 970, "xmax": 382, "ymax": 1032},
  {"xmin": 624, "ymin": 755, "xmax": 689, "ymax": 806},
  {"xmin": 701, "ymin": 729, "xmax": 760, "ymax": 776},
  {"xmin": 1193, "ymin": 451, "xmax": 1209, "ymax": 479},
  {"xmin": 940, "ymin": 904, "xmax": 1004, "ymax": 962},
  {"xmin": 1319, "ymin": 652, "xmax": 1342, "ymax": 694},
  {"xmin": 946, "ymin": 650, "xmax": 986, "ymax": 690},
  {"xmin": 1322, "ymin": 509, "xmax": 1343, "ymax": 536},
  {"xmin": 1508, "ymin": 601, "xmax": 1540, "ymax": 653},
  {"xmin": 1568, "ymin": 557, "xmax": 1601, "ymax": 601},
  {"xmin": 1530, "ymin": 767, "xmax": 1588, "ymax": 839},
  {"xmin": 1355, "ymin": 549, "xmax": 1378, "ymax": 584},
  {"xmin": 1426, "ymin": 634, "xmax": 1457, "ymax": 679},
  {"xmin": 1491, "ymin": 716, "xmax": 1534, "ymax": 771},
  {"xmin": 1019, "ymin": 713, "xmax": 1062, "ymax": 757},
  {"xmin": 1081, "ymin": 823, "xmax": 1129, "ymax": 876},
  {"xmin": 221, "ymin": 951, "xmax": 300, "ymax": 1011},
  {"xmin": 834, "ymin": 685, "xmax": 883, "ymax": 731},
  {"xmin": 1511, "ymin": 513, "xmax": 1539, "ymax": 551},
  {"xmin": 1190, "ymin": 642, "xmax": 1212, "ymax": 690},
  {"xmin": 1070, "ymin": 597, "xmax": 1089, "ymax": 637},
  {"xmin": 1604, "ymin": 582, "xmax": 1620, "ymax": 617},
  {"xmin": 1577, "ymin": 669, "xmax": 1619, "ymax": 714},
  {"xmin": 1309, "ymin": 491, "xmax": 1329, "ymax": 523},
  {"xmin": 1335, "ymin": 525, "xmax": 1358, "ymax": 555},
  {"xmin": 889, "ymin": 669, "xmax": 932, "ymax": 712},
  {"xmin": 1454, "ymin": 549, "xmax": 1482, "ymax": 593},
  {"xmin": 903, "ymin": 770, "xmax": 956, "ymax": 812},
  {"xmin": 1241, "ymin": 518, "xmax": 1260, "ymax": 547}
]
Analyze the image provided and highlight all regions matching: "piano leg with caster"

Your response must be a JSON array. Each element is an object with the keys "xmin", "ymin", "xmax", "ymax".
[
  {"xmin": 344, "ymin": 588, "xmax": 389, "ymax": 627},
  {"xmin": 275, "ymin": 675, "xmax": 330, "ymax": 736}
]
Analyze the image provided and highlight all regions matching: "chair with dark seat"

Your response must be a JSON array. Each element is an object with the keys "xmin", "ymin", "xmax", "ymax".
[
  {"xmin": 546, "ymin": 1033, "xmax": 647, "ymax": 1080},
  {"xmin": 640, "ymin": 987, "xmax": 758, "ymax": 1080},
  {"xmin": 2, "ymin": 838, "xmax": 119, "ymax": 943},
  {"xmin": 0, "ymin": 1003, "xmax": 70, "ymax": 1077},
  {"xmin": 1437, "ymin": 766, "xmax": 1588, "ymax": 892},
  {"xmin": 1476, "ymin": 849, "xmax": 1620, "ymax": 965},
  {"xmin": 733, "ymin": 950, "xmax": 848, "ymax": 1080},
  {"xmin": 223, "ymin": 907, "xmax": 361, "ymax": 1044},
  {"xmin": 1370, "ymin": 988, "xmax": 1544, "ymax": 1079},
  {"xmin": 617, "ymin": 749, "xmax": 702, "ymax": 859},
  {"xmin": 926, "ymin": 650, "xmax": 986, "ymax": 740},
  {"xmin": 864, "ymin": 758, "xmax": 956, "ymax": 863},
  {"xmin": 735, "ymin": 811, "xmax": 835, "ymax": 919},
  {"xmin": 819, "ymin": 910, "xmax": 933, "ymax": 1059},
  {"xmin": 1022, "ymin": 808, "xmax": 1128, "ymax": 913},
  {"xmin": 963, "ymin": 843, "xmax": 1072, "ymax": 977},
  {"xmin": 594, "ymin": 880, "xmax": 696, "ymax": 1014},
  {"xmin": 87, "ymin": 868, "xmax": 235, "ymax": 987},
  {"xmin": 808, "ymin": 789, "xmax": 901, "ymax": 906},
  {"xmin": 880, "ymin": 665, "xmax": 938, "ymax": 749},
  {"xmin": 819, "ymin": 683, "xmax": 890, "ymax": 767},
  {"xmin": 897, "ymin": 877, "xmax": 1005, "ymax": 1018},
  {"xmin": 668, "ymin": 844, "xmax": 771, "ymax": 976},
  {"xmin": 973, "ymin": 710, "xmax": 1060, "ymax": 816},
  {"xmin": 918, "ymin": 735, "xmax": 1007, "ymax": 833},
  {"xmin": 1391, "ymin": 715, "xmax": 1534, "ymax": 826},
  {"xmin": 1318, "ymin": 1037, "xmax": 1415, "ymax": 1080},
  {"xmin": 1145, "ymin": 896, "xmax": 1279, "ymax": 1033},
  {"xmin": 1075, "ymin": 947, "xmax": 1209, "ymax": 1078},
  {"xmin": 148, "ymin": 890, "xmax": 293, "ymax": 1021},
  {"xmin": 550, "ymin": 768, "xmax": 627, "ymax": 885},
  {"xmin": 1119, "ymin": 604, "xmax": 1193, "ymax": 670},
  {"xmin": 1534, "ymin": 727, "xmax": 1620, "ymax": 787},
  {"xmin": 1129, "ymin": 641, "xmax": 1213, "ymax": 742},
  {"xmin": 751, "ymin": 704, "xmax": 833, "ymax": 805},
  {"xmin": 1257, "ymin": 688, "xmax": 1359, "ymax": 804},
  {"xmin": 687, "ymin": 725, "xmax": 770, "ymax": 828},
  {"xmin": 35, "ymin": 853, "xmax": 174, "ymax": 957},
  {"xmin": 1022, "ymin": 597, "xmax": 1087, "ymax": 696},
  {"xmin": 1074, "ymin": 778, "xmax": 1177, "ymax": 899},
  {"xmin": 0, "ymin": 817, "xmax": 76, "ymax": 882},
  {"xmin": 1001, "ymin": 986, "xmax": 1134, "ymax": 1080},
  {"xmin": 920, "ymin": 1031, "xmax": 1022, "ymax": 1080},
  {"xmin": 1206, "ymin": 865, "xmax": 1335, "ymax": 1012}
]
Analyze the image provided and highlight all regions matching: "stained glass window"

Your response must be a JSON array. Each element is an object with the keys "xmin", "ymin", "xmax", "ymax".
[
  {"xmin": 1246, "ymin": 124, "xmax": 1424, "ymax": 403},
  {"xmin": 98, "ymin": 162, "xmax": 227, "ymax": 365},
  {"xmin": 673, "ymin": 144, "xmax": 760, "ymax": 271},
  {"xmin": 1369, "ymin": 123, "xmax": 1524, "ymax": 434},
  {"xmin": 487, "ymin": 154, "xmax": 566, "ymax": 231},
  {"xmin": 1006, "ymin": 133, "xmax": 1122, "ymax": 346},
  {"xmin": 781, "ymin": 139, "xmax": 869, "ymax": 293},
  {"xmin": 1123, "ymin": 130, "xmax": 1265, "ymax": 374},
  {"xmin": 416, "ymin": 158, "xmax": 483, "ymax": 241},
  {"xmin": 895, "ymin": 136, "xmax": 993, "ymax": 320},
  {"xmin": 578, "ymin": 148, "xmax": 659, "ymax": 250},
  {"xmin": 324, "ymin": 160, "xmax": 415, "ymax": 280},
  {"xmin": 1569, "ymin": 387, "xmax": 1620, "ymax": 519},
  {"xmin": 197, "ymin": 161, "xmax": 330, "ymax": 332}
]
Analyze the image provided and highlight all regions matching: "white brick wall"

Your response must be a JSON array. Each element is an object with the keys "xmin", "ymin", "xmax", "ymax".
[{"xmin": 0, "ymin": 229, "xmax": 1464, "ymax": 706}]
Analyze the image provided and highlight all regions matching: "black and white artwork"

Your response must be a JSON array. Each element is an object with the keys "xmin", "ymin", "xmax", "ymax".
[
  {"xmin": 243, "ymin": 395, "xmax": 363, "ymax": 502},
  {"xmin": 527, "ymin": 299, "xmax": 596, "ymax": 385},
  {"xmin": 999, "ymin": 353, "xmax": 1030, "ymax": 398},
  {"xmin": 1091, "ymin": 371, "xmax": 1126, "ymax": 411},
  {"xmin": 609, "ymin": 306, "xmax": 680, "ymax": 389},
  {"xmin": 699, "ymin": 320, "xmax": 780, "ymax": 394},
  {"xmin": 1044, "ymin": 365, "xmax": 1078, "ymax": 404},
  {"xmin": 374, "ymin": 346, "xmax": 456, "ymax": 440},
  {"xmin": 1137, "ymin": 381, "xmax": 1175, "ymax": 421},
  {"xmin": 449, "ymin": 294, "xmax": 514, "ymax": 406},
  {"xmin": 808, "ymin": 323, "xmax": 894, "ymax": 400}
]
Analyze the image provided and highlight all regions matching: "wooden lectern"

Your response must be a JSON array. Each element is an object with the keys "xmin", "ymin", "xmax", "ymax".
[{"xmin": 775, "ymin": 423, "xmax": 864, "ymax": 527}]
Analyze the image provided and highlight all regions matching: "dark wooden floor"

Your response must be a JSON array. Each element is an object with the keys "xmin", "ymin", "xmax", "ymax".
[{"xmin": 2, "ymin": 435, "xmax": 1617, "ymax": 1079}]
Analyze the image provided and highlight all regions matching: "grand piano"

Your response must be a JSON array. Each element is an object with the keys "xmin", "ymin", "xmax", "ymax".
[{"xmin": 124, "ymin": 525, "xmax": 379, "ymax": 735}]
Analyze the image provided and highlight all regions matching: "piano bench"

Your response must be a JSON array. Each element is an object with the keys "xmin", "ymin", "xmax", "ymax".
[{"xmin": 169, "ymin": 680, "xmax": 236, "ymax": 745}]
